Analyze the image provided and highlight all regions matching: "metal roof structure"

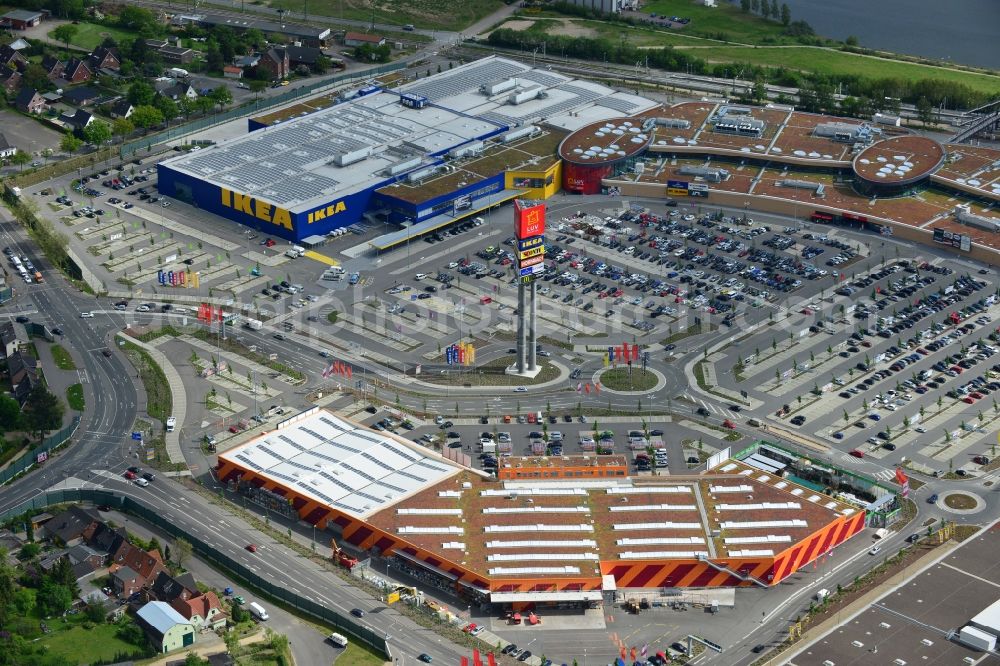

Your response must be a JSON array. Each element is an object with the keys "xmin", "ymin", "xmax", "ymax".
[
  {"xmin": 136, "ymin": 601, "xmax": 190, "ymax": 635},
  {"xmin": 219, "ymin": 409, "xmax": 461, "ymax": 520}
]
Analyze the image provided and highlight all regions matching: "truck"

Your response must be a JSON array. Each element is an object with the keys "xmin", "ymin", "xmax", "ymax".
[
  {"xmin": 249, "ymin": 602, "xmax": 269, "ymax": 621},
  {"xmin": 285, "ymin": 249, "xmax": 302, "ymax": 259},
  {"xmin": 33, "ymin": 271, "xmax": 43, "ymax": 283},
  {"xmin": 243, "ymin": 318, "xmax": 263, "ymax": 331},
  {"xmin": 480, "ymin": 441, "xmax": 497, "ymax": 455},
  {"xmin": 167, "ymin": 67, "xmax": 189, "ymax": 78}
]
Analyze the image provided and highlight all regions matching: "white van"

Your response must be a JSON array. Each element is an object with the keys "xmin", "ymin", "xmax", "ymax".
[
  {"xmin": 328, "ymin": 633, "xmax": 348, "ymax": 647},
  {"xmin": 415, "ymin": 273, "xmax": 428, "ymax": 281},
  {"xmin": 249, "ymin": 602, "xmax": 269, "ymax": 621}
]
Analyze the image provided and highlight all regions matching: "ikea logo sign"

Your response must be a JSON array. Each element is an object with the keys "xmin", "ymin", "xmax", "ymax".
[
  {"xmin": 221, "ymin": 188, "xmax": 292, "ymax": 230},
  {"xmin": 307, "ymin": 201, "xmax": 347, "ymax": 224}
]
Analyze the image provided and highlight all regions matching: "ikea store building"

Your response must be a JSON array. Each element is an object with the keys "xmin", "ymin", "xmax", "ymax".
[{"xmin": 156, "ymin": 56, "xmax": 656, "ymax": 246}]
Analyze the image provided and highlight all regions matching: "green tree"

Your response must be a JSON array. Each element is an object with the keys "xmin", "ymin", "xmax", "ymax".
[
  {"xmin": 740, "ymin": 0, "xmax": 751, "ymax": 10},
  {"xmin": 22, "ymin": 62, "xmax": 53, "ymax": 91},
  {"xmin": 116, "ymin": 616, "xmax": 147, "ymax": 646},
  {"xmin": 916, "ymin": 96, "xmax": 934, "ymax": 125},
  {"xmin": 9, "ymin": 151, "xmax": 29, "ymax": 171},
  {"xmin": 780, "ymin": 3, "xmax": 791, "ymax": 25},
  {"xmin": 112, "ymin": 117, "xmax": 135, "ymax": 139},
  {"xmin": 36, "ymin": 581, "xmax": 72, "ymax": 616},
  {"xmin": 210, "ymin": 85, "xmax": 233, "ymax": 112},
  {"xmin": 184, "ymin": 653, "xmax": 211, "ymax": 666},
  {"xmin": 82, "ymin": 120, "xmax": 112, "ymax": 147},
  {"xmin": 52, "ymin": 23, "xmax": 78, "ymax": 48},
  {"xmin": 49, "ymin": 556, "xmax": 80, "ymax": 596},
  {"xmin": 60, "ymin": 132, "xmax": 83, "ymax": 153},
  {"xmin": 154, "ymin": 95, "xmax": 179, "ymax": 122},
  {"xmin": 249, "ymin": 79, "xmax": 267, "ymax": 100},
  {"xmin": 131, "ymin": 105, "xmax": 165, "ymax": 130},
  {"xmin": 174, "ymin": 537, "xmax": 193, "ymax": 569},
  {"xmin": 127, "ymin": 80, "xmax": 156, "ymax": 106},
  {"xmin": 770, "ymin": 0, "xmax": 780, "ymax": 19},
  {"xmin": 84, "ymin": 598, "xmax": 109, "ymax": 622},
  {"xmin": 22, "ymin": 384, "xmax": 64, "ymax": 443}
]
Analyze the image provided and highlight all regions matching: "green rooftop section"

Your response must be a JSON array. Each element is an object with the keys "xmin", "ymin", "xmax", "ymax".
[{"xmin": 377, "ymin": 127, "xmax": 567, "ymax": 205}]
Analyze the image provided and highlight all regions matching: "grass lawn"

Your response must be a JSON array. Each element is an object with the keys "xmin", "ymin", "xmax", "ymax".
[
  {"xmin": 37, "ymin": 621, "xmax": 142, "ymax": 664},
  {"xmin": 677, "ymin": 45, "xmax": 1000, "ymax": 94},
  {"xmin": 335, "ymin": 640, "xmax": 389, "ymax": 666},
  {"xmin": 599, "ymin": 366, "xmax": 658, "ymax": 391},
  {"xmin": 513, "ymin": 17, "xmax": 706, "ymax": 47},
  {"xmin": 420, "ymin": 354, "xmax": 559, "ymax": 386},
  {"xmin": 48, "ymin": 22, "xmax": 136, "ymax": 51},
  {"xmin": 627, "ymin": 0, "xmax": 792, "ymax": 44},
  {"xmin": 50, "ymin": 344, "xmax": 76, "ymax": 370},
  {"xmin": 266, "ymin": 0, "xmax": 505, "ymax": 31},
  {"xmin": 122, "ymin": 342, "xmax": 172, "ymax": 421},
  {"xmin": 66, "ymin": 383, "xmax": 85, "ymax": 411}
]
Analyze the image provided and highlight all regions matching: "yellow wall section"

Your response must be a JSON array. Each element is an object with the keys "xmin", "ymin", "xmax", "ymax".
[{"xmin": 506, "ymin": 161, "xmax": 562, "ymax": 200}]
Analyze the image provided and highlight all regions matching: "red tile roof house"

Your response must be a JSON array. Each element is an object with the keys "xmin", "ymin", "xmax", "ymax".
[
  {"xmin": 171, "ymin": 591, "xmax": 227, "ymax": 631},
  {"xmin": 344, "ymin": 32, "xmax": 386, "ymax": 48},
  {"xmin": 110, "ymin": 541, "xmax": 165, "ymax": 585}
]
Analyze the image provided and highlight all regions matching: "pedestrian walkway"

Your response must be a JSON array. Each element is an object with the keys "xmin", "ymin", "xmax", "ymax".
[
  {"xmin": 119, "ymin": 333, "xmax": 186, "ymax": 465},
  {"xmin": 33, "ymin": 341, "xmax": 82, "ymax": 429}
]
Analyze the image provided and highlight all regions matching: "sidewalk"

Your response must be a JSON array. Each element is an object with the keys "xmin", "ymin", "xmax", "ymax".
[
  {"xmin": 33, "ymin": 340, "xmax": 83, "ymax": 429},
  {"xmin": 117, "ymin": 333, "xmax": 186, "ymax": 465}
]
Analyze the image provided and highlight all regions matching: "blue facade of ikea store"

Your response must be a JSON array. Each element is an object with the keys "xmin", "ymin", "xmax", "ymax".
[{"xmin": 157, "ymin": 163, "xmax": 379, "ymax": 242}]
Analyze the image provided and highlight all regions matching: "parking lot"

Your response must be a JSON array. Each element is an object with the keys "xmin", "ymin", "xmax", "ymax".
[{"xmin": 713, "ymin": 243, "xmax": 1000, "ymax": 479}]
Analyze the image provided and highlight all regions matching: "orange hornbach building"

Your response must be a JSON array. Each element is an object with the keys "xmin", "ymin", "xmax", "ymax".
[{"xmin": 216, "ymin": 409, "xmax": 866, "ymax": 603}]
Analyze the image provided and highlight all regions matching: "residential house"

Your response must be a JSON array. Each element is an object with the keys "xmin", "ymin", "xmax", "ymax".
[
  {"xmin": 136, "ymin": 601, "xmax": 196, "ymax": 653},
  {"xmin": 41, "ymin": 90, "xmax": 62, "ymax": 104},
  {"xmin": 284, "ymin": 46, "xmax": 323, "ymax": 69},
  {"xmin": 256, "ymin": 47, "xmax": 288, "ymax": 80},
  {"xmin": 0, "ymin": 321, "xmax": 18, "ymax": 357},
  {"xmin": 156, "ymin": 81, "xmax": 197, "ymax": 101},
  {"xmin": 110, "ymin": 541, "xmax": 165, "ymax": 585},
  {"xmin": 0, "ymin": 44, "xmax": 28, "ymax": 70},
  {"xmin": 0, "ymin": 134, "xmax": 15, "ymax": 159},
  {"xmin": 7, "ymin": 350, "xmax": 38, "ymax": 404},
  {"xmin": 8, "ymin": 38, "xmax": 30, "ymax": 51},
  {"xmin": 60, "ymin": 109, "xmax": 95, "ymax": 132},
  {"xmin": 38, "ymin": 550, "xmax": 69, "ymax": 572},
  {"xmin": 41, "ymin": 55, "xmax": 64, "ymax": 79},
  {"xmin": 111, "ymin": 565, "xmax": 144, "ymax": 597},
  {"xmin": 149, "ymin": 570, "xmax": 198, "ymax": 603},
  {"xmin": 160, "ymin": 45, "xmax": 195, "ymax": 64},
  {"xmin": 0, "ymin": 530, "xmax": 24, "ymax": 559},
  {"xmin": 63, "ymin": 57, "xmax": 93, "ymax": 84},
  {"xmin": 14, "ymin": 87, "xmax": 45, "ymax": 114},
  {"xmin": 89, "ymin": 46, "xmax": 121, "ymax": 71},
  {"xmin": 0, "ymin": 68, "xmax": 22, "ymax": 94},
  {"xmin": 67, "ymin": 543, "xmax": 106, "ymax": 571},
  {"xmin": 110, "ymin": 100, "xmax": 134, "ymax": 119},
  {"xmin": 85, "ymin": 522, "xmax": 128, "ymax": 560},
  {"xmin": 171, "ymin": 591, "xmax": 227, "ymax": 631},
  {"xmin": 343, "ymin": 32, "xmax": 386, "ymax": 48},
  {"xmin": 233, "ymin": 55, "xmax": 260, "ymax": 68},
  {"xmin": 1, "ymin": 9, "xmax": 43, "ymax": 30},
  {"xmin": 62, "ymin": 85, "xmax": 103, "ymax": 107},
  {"xmin": 222, "ymin": 65, "xmax": 242, "ymax": 80},
  {"xmin": 145, "ymin": 38, "xmax": 169, "ymax": 50},
  {"xmin": 41, "ymin": 506, "xmax": 101, "ymax": 547}
]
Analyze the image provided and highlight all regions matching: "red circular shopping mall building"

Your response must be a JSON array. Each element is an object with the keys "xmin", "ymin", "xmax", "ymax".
[
  {"xmin": 852, "ymin": 135, "xmax": 945, "ymax": 196},
  {"xmin": 558, "ymin": 118, "xmax": 653, "ymax": 194}
]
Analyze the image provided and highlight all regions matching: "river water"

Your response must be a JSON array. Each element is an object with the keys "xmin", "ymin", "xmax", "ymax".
[{"xmin": 776, "ymin": 0, "xmax": 1000, "ymax": 70}]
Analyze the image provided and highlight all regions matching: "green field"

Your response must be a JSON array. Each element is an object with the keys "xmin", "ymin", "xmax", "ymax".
[
  {"xmin": 266, "ymin": 0, "xmax": 505, "ymax": 31},
  {"xmin": 677, "ymin": 45, "xmax": 1000, "ymax": 94},
  {"xmin": 626, "ymin": 0, "xmax": 794, "ymax": 44},
  {"xmin": 50, "ymin": 344, "xmax": 76, "ymax": 370},
  {"xmin": 37, "ymin": 622, "xmax": 142, "ymax": 664},
  {"xmin": 47, "ymin": 22, "xmax": 136, "ymax": 50},
  {"xmin": 66, "ymin": 383, "xmax": 85, "ymax": 411}
]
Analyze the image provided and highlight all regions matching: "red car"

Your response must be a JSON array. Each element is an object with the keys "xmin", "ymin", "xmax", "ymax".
[
  {"xmin": 124, "ymin": 470, "xmax": 136, "ymax": 479},
  {"xmin": 245, "ymin": 544, "xmax": 257, "ymax": 552},
  {"xmin": 229, "ymin": 425, "xmax": 240, "ymax": 433},
  {"xmin": 722, "ymin": 419, "xmax": 736, "ymax": 429},
  {"xmin": 849, "ymin": 449, "xmax": 865, "ymax": 459},
  {"xmin": 963, "ymin": 396, "xmax": 976, "ymax": 404},
  {"xmin": 264, "ymin": 238, "xmax": 276, "ymax": 247}
]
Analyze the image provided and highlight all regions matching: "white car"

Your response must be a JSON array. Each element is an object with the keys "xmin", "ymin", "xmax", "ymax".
[
  {"xmin": 80, "ymin": 311, "xmax": 94, "ymax": 318},
  {"xmin": 579, "ymin": 436, "xmax": 595, "ymax": 445},
  {"xmin": 513, "ymin": 386, "xmax": 527, "ymax": 392},
  {"xmin": 134, "ymin": 478, "xmax": 149, "ymax": 487},
  {"xmin": 869, "ymin": 545, "xmax": 881, "ymax": 556}
]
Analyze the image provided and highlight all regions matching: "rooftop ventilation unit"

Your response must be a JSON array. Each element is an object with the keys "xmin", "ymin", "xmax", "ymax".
[
  {"xmin": 777, "ymin": 179, "xmax": 825, "ymax": 197},
  {"xmin": 509, "ymin": 86, "xmax": 544, "ymax": 105},
  {"xmin": 500, "ymin": 125, "xmax": 539, "ymax": 144},
  {"xmin": 644, "ymin": 117, "xmax": 692, "ymax": 131},
  {"xmin": 331, "ymin": 146, "xmax": 371, "ymax": 167},
  {"xmin": 448, "ymin": 141, "xmax": 484, "ymax": 159},
  {"xmin": 384, "ymin": 157, "xmax": 423, "ymax": 177},
  {"xmin": 481, "ymin": 78, "xmax": 518, "ymax": 96},
  {"xmin": 954, "ymin": 204, "xmax": 1000, "ymax": 232},
  {"xmin": 678, "ymin": 165, "xmax": 730, "ymax": 182},
  {"xmin": 406, "ymin": 166, "xmax": 440, "ymax": 183}
]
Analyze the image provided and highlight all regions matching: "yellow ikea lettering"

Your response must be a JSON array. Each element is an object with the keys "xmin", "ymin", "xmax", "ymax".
[
  {"xmin": 220, "ymin": 188, "xmax": 292, "ymax": 230},
  {"xmin": 307, "ymin": 200, "xmax": 347, "ymax": 224}
]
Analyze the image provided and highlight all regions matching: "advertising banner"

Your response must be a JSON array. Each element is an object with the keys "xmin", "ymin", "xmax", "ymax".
[
  {"xmin": 514, "ymin": 200, "xmax": 545, "ymax": 239},
  {"xmin": 519, "ymin": 263, "xmax": 546, "ymax": 277},
  {"xmin": 667, "ymin": 180, "xmax": 689, "ymax": 190},
  {"xmin": 666, "ymin": 187, "xmax": 689, "ymax": 197},
  {"xmin": 518, "ymin": 245, "xmax": 545, "ymax": 261},
  {"xmin": 688, "ymin": 183, "xmax": 709, "ymax": 192},
  {"xmin": 518, "ymin": 254, "xmax": 544, "ymax": 269},
  {"xmin": 688, "ymin": 190, "xmax": 708, "ymax": 198},
  {"xmin": 518, "ymin": 235, "xmax": 545, "ymax": 251}
]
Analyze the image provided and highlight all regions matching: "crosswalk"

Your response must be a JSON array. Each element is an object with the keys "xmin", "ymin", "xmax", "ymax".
[{"xmin": 682, "ymin": 394, "xmax": 732, "ymax": 416}]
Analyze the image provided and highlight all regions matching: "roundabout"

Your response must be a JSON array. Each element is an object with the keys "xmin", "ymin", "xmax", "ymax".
[
  {"xmin": 940, "ymin": 491, "xmax": 986, "ymax": 514},
  {"xmin": 596, "ymin": 366, "xmax": 665, "ymax": 394}
]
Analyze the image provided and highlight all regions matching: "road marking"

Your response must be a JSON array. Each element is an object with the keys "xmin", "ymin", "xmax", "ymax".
[
  {"xmin": 303, "ymin": 250, "xmax": 339, "ymax": 266},
  {"xmin": 939, "ymin": 562, "xmax": 1000, "ymax": 588}
]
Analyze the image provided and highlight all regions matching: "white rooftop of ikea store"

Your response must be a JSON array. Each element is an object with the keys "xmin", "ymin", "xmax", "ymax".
[
  {"xmin": 158, "ymin": 56, "xmax": 657, "ymax": 213},
  {"xmin": 219, "ymin": 408, "xmax": 461, "ymax": 520}
]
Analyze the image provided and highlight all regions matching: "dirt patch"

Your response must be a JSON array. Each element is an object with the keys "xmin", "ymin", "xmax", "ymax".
[
  {"xmin": 944, "ymin": 493, "xmax": 978, "ymax": 510},
  {"xmin": 549, "ymin": 19, "xmax": 597, "ymax": 38},
  {"xmin": 498, "ymin": 19, "xmax": 536, "ymax": 32},
  {"xmin": 485, "ymin": 18, "xmax": 597, "ymax": 39}
]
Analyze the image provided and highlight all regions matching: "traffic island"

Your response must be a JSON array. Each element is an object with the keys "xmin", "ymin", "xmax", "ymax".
[
  {"xmin": 597, "ymin": 366, "xmax": 660, "ymax": 392},
  {"xmin": 422, "ymin": 355, "xmax": 560, "ymax": 386}
]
